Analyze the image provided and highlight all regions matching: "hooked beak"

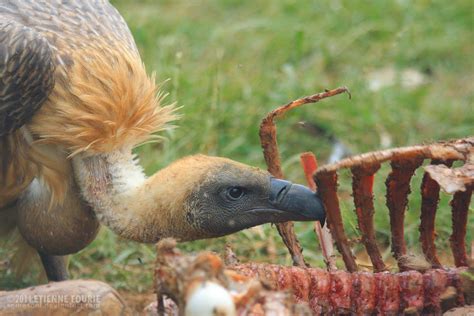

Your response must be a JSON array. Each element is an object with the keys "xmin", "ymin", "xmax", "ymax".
[{"xmin": 268, "ymin": 178, "xmax": 326, "ymax": 224}]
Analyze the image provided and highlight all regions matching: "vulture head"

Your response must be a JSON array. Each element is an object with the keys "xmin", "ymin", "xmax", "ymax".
[
  {"xmin": 73, "ymin": 154, "xmax": 326, "ymax": 243},
  {"xmin": 170, "ymin": 155, "xmax": 325, "ymax": 239}
]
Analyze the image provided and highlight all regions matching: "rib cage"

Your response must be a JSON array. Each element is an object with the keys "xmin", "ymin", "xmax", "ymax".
[
  {"xmin": 256, "ymin": 89, "xmax": 473, "ymax": 313},
  {"xmin": 313, "ymin": 137, "xmax": 473, "ymax": 273},
  {"xmin": 153, "ymin": 138, "xmax": 472, "ymax": 315},
  {"xmin": 229, "ymin": 138, "xmax": 473, "ymax": 314},
  {"xmin": 154, "ymin": 86, "xmax": 472, "ymax": 314}
]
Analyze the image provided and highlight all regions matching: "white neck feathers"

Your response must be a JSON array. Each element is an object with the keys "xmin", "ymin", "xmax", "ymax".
[{"xmin": 72, "ymin": 150, "xmax": 161, "ymax": 242}]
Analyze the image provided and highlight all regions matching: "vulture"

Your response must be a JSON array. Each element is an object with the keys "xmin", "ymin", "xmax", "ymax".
[{"xmin": 0, "ymin": 0, "xmax": 325, "ymax": 282}]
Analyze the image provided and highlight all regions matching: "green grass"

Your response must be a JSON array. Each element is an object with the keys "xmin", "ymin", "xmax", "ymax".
[{"xmin": 1, "ymin": 0, "xmax": 473, "ymax": 292}]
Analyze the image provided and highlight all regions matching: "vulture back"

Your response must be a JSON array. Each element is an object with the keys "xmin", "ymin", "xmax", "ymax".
[{"xmin": 0, "ymin": 0, "xmax": 175, "ymax": 209}]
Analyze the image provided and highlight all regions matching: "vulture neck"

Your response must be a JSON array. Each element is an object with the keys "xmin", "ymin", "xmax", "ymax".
[{"xmin": 72, "ymin": 150, "xmax": 176, "ymax": 243}]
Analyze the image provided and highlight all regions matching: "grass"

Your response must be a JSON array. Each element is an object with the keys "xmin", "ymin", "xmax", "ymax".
[{"xmin": 1, "ymin": 0, "xmax": 472, "ymax": 294}]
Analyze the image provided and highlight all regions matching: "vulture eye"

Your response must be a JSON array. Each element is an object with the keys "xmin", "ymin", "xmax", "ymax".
[{"xmin": 227, "ymin": 187, "xmax": 245, "ymax": 200}]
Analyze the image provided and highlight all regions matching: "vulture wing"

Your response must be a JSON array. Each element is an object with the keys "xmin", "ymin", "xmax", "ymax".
[{"xmin": 0, "ymin": 21, "xmax": 55, "ymax": 137}]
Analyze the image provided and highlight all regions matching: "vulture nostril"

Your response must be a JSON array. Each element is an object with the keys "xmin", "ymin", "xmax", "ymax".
[
  {"xmin": 269, "ymin": 178, "xmax": 293, "ymax": 204},
  {"xmin": 275, "ymin": 184, "xmax": 290, "ymax": 203}
]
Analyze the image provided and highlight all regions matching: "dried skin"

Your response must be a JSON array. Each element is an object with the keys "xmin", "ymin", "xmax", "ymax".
[
  {"xmin": 316, "ymin": 137, "xmax": 472, "ymax": 175},
  {"xmin": 289, "ymin": 266, "xmax": 311, "ymax": 302},
  {"xmin": 424, "ymin": 156, "xmax": 473, "ymax": 194},
  {"xmin": 446, "ymin": 269, "xmax": 467, "ymax": 306}
]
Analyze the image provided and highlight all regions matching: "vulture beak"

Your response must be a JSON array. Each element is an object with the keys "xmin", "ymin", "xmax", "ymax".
[{"xmin": 268, "ymin": 178, "xmax": 326, "ymax": 225}]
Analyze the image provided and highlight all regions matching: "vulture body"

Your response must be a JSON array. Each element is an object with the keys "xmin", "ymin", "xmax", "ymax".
[{"xmin": 0, "ymin": 0, "xmax": 325, "ymax": 281}]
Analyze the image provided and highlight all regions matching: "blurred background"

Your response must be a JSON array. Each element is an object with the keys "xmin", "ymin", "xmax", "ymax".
[{"xmin": 2, "ymin": 0, "xmax": 472, "ymax": 300}]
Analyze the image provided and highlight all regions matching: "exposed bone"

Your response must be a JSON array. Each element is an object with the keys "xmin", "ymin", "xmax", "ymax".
[
  {"xmin": 419, "ymin": 160, "xmax": 453, "ymax": 268},
  {"xmin": 300, "ymin": 152, "xmax": 336, "ymax": 271},
  {"xmin": 258, "ymin": 103, "xmax": 470, "ymax": 312},
  {"xmin": 315, "ymin": 171, "xmax": 358, "ymax": 272},
  {"xmin": 310, "ymin": 137, "xmax": 472, "ymax": 273},
  {"xmin": 316, "ymin": 137, "xmax": 472, "ymax": 175},
  {"xmin": 259, "ymin": 87, "xmax": 350, "ymax": 267},
  {"xmin": 450, "ymin": 188, "xmax": 472, "ymax": 267},
  {"xmin": 385, "ymin": 157, "xmax": 424, "ymax": 271},
  {"xmin": 351, "ymin": 163, "xmax": 386, "ymax": 272}
]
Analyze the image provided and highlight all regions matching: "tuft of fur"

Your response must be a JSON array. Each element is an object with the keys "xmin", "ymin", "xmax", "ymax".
[{"xmin": 30, "ymin": 46, "xmax": 177, "ymax": 156}]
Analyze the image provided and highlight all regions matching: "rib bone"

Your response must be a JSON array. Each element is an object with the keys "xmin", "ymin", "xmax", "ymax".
[
  {"xmin": 419, "ymin": 159, "xmax": 453, "ymax": 268},
  {"xmin": 385, "ymin": 157, "xmax": 424, "ymax": 271},
  {"xmin": 351, "ymin": 163, "xmax": 386, "ymax": 272}
]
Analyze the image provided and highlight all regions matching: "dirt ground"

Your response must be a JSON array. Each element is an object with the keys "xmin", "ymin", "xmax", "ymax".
[{"xmin": 119, "ymin": 290, "xmax": 156, "ymax": 313}]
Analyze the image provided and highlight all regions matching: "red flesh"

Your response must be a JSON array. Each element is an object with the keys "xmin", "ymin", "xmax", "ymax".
[
  {"xmin": 229, "ymin": 263, "xmax": 467, "ymax": 314},
  {"xmin": 399, "ymin": 270, "xmax": 424, "ymax": 313},
  {"xmin": 450, "ymin": 188, "xmax": 472, "ymax": 267},
  {"xmin": 423, "ymin": 269, "xmax": 448, "ymax": 314},
  {"xmin": 375, "ymin": 272, "xmax": 401, "ymax": 315},
  {"xmin": 315, "ymin": 171, "xmax": 358, "ymax": 272},
  {"xmin": 351, "ymin": 272, "xmax": 376, "ymax": 314},
  {"xmin": 419, "ymin": 160, "xmax": 452, "ymax": 268},
  {"xmin": 385, "ymin": 158, "xmax": 424, "ymax": 270},
  {"xmin": 352, "ymin": 164, "xmax": 386, "ymax": 272},
  {"xmin": 329, "ymin": 270, "xmax": 352, "ymax": 314}
]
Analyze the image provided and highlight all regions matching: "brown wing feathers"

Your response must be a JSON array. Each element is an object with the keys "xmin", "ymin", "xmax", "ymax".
[
  {"xmin": 0, "ymin": 21, "xmax": 55, "ymax": 137},
  {"xmin": 0, "ymin": 1, "xmax": 176, "ymax": 209}
]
